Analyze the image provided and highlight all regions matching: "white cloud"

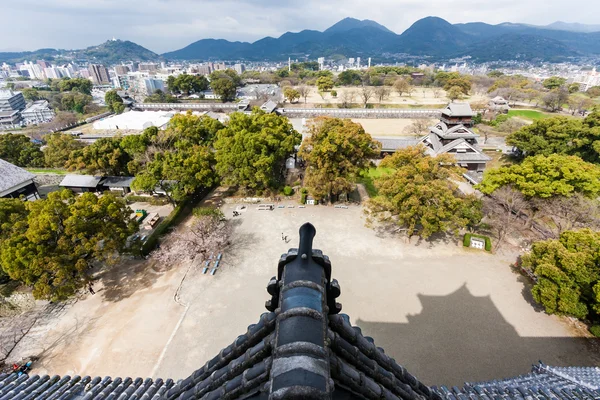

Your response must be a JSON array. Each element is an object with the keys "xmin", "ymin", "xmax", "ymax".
[{"xmin": 1, "ymin": 0, "xmax": 598, "ymax": 53}]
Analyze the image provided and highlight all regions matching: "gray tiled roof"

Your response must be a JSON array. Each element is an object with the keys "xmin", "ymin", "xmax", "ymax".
[
  {"xmin": 59, "ymin": 174, "xmax": 103, "ymax": 188},
  {"xmin": 376, "ymin": 137, "xmax": 420, "ymax": 152},
  {"xmin": 100, "ymin": 176, "xmax": 135, "ymax": 187},
  {"xmin": 0, "ymin": 373, "xmax": 174, "ymax": 399},
  {"xmin": 442, "ymin": 103, "xmax": 475, "ymax": 117},
  {"xmin": 434, "ymin": 363, "xmax": 600, "ymax": 399},
  {"xmin": 0, "ymin": 158, "xmax": 35, "ymax": 194}
]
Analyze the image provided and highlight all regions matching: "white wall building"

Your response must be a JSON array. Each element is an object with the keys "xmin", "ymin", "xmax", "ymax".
[{"xmin": 93, "ymin": 111, "xmax": 174, "ymax": 130}]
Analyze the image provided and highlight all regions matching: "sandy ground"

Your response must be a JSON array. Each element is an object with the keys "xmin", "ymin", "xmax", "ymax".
[
  {"xmin": 23, "ymin": 195, "xmax": 600, "ymax": 387},
  {"xmin": 295, "ymin": 87, "xmax": 488, "ymax": 108},
  {"xmin": 351, "ymin": 118, "xmax": 436, "ymax": 137}
]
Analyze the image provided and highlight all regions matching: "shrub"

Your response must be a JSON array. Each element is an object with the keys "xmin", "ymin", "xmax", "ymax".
[
  {"xmin": 300, "ymin": 187, "xmax": 308, "ymax": 204},
  {"xmin": 590, "ymin": 325, "xmax": 600, "ymax": 338},
  {"xmin": 293, "ymin": 180, "xmax": 301, "ymax": 186},
  {"xmin": 331, "ymin": 90, "xmax": 338, "ymax": 97},
  {"xmin": 126, "ymin": 195, "xmax": 169, "ymax": 206},
  {"xmin": 283, "ymin": 186, "xmax": 294, "ymax": 196},
  {"xmin": 463, "ymin": 233, "xmax": 492, "ymax": 252}
]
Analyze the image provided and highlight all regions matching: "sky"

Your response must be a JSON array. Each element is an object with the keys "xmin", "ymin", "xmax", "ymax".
[{"xmin": 2, "ymin": 0, "xmax": 599, "ymax": 54}]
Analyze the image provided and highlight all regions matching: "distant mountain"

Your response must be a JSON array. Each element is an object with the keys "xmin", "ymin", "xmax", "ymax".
[
  {"xmin": 543, "ymin": 21, "xmax": 600, "ymax": 33},
  {"xmin": 393, "ymin": 17, "xmax": 476, "ymax": 55},
  {"xmin": 459, "ymin": 34, "xmax": 580, "ymax": 62},
  {"xmin": 0, "ymin": 40, "xmax": 161, "ymax": 65},
  {"xmin": 80, "ymin": 40, "xmax": 161, "ymax": 64},
  {"xmin": 324, "ymin": 17, "xmax": 395, "ymax": 34}
]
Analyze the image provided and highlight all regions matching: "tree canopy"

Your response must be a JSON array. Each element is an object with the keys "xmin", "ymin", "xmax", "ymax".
[
  {"xmin": 167, "ymin": 73, "xmax": 209, "ymax": 95},
  {"xmin": 105, "ymin": 89, "xmax": 125, "ymax": 114},
  {"xmin": 316, "ymin": 76, "xmax": 334, "ymax": 92},
  {"xmin": 542, "ymin": 76, "xmax": 567, "ymax": 90},
  {"xmin": 367, "ymin": 146, "xmax": 482, "ymax": 238},
  {"xmin": 209, "ymin": 69, "xmax": 241, "ymax": 102},
  {"xmin": 0, "ymin": 191, "xmax": 136, "ymax": 300},
  {"xmin": 43, "ymin": 133, "xmax": 85, "ymax": 168},
  {"xmin": 65, "ymin": 137, "xmax": 132, "ymax": 176},
  {"xmin": 131, "ymin": 113, "xmax": 223, "ymax": 204},
  {"xmin": 299, "ymin": 117, "xmax": 380, "ymax": 202},
  {"xmin": 0, "ymin": 133, "xmax": 44, "ymax": 167},
  {"xmin": 214, "ymin": 110, "xmax": 300, "ymax": 191},
  {"xmin": 523, "ymin": 229, "xmax": 600, "ymax": 319},
  {"xmin": 506, "ymin": 112, "xmax": 600, "ymax": 162},
  {"xmin": 477, "ymin": 154, "xmax": 600, "ymax": 198}
]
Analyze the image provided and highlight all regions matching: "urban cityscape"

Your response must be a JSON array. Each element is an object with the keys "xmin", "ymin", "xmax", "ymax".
[{"xmin": 1, "ymin": 2, "xmax": 600, "ymax": 399}]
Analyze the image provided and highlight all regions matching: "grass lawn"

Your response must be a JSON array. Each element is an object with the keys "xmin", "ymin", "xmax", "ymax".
[
  {"xmin": 507, "ymin": 109, "xmax": 552, "ymax": 121},
  {"xmin": 26, "ymin": 168, "xmax": 68, "ymax": 175},
  {"xmin": 482, "ymin": 150, "xmax": 516, "ymax": 170},
  {"xmin": 357, "ymin": 167, "xmax": 394, "ymax": 197}
]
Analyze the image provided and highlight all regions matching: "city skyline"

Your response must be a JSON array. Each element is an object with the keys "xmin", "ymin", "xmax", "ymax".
[{"xmin": 2, "ymin": 0, "xmax": 600, "ymax": 54}]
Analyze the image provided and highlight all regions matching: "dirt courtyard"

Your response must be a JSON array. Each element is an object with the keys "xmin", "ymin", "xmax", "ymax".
[{"xmin": 26, "ymin": 199, "xmax": 600, "ymax": 387}]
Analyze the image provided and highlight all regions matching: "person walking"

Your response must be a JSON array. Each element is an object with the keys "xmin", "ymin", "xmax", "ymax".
[{"xmin": 88, "ymin": 284, "xmax": 95, "ymax": 295}]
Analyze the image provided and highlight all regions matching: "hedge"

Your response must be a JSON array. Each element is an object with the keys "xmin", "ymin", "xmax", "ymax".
[
  {"xmin": 463, "ymin": 233, "xmax": 492, "ymax": 252},
  {"xmin": 590, "ymin": 325, "xmax": 600, "ymax": 338}
]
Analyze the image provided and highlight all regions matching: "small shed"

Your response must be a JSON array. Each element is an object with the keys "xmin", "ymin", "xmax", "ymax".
[
  {"xmin": 260, "ymin": 100, "xmax": 277, "ymax": 114},
  {"xmin": 100, "ymin": 176, "xmax": 135, "ymax": 194},
  {"xmin": 59, "ymin": 175, "xmax": 103, "ymax": 193}
]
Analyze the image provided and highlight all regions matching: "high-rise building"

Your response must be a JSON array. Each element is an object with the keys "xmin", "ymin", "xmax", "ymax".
[
  {"xmin": 88, "ymin": 64, "xmax": 110, "ymax": 84},
  {"xmin": 196, "ymin": 64, "xmax": 212, "ymax": 75},
  {"xmin": 233, "ymin": 64, "xmax": 246, "ymax": 75},
  {"xmin": 138, "ymin": 63, "xmax": 158, "ymax": 72},
  {"xmin": 20, "ymin": 62, "xmax": 43, "ymax": 79},
  {"xmin": 44, "ymin": 67, "xmax": 62, "ymax": 79},
  {"xmin": 115, "ymin": 65, "xmax": 130, "ymax": 75},
  {"xmin": 144, "ymin": 78, "xmax": 165, "ymax": 95},
  {"xmin": 37, "ymin": 60, "xmax": 51, "ymax": 69}
]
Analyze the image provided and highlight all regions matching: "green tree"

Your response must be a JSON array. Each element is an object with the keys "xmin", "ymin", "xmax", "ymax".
[
  {"xmin": 210, "ymin": 69, "xmax": 241, "ymax": 102},
  {"xmin": 523, "ymin": 229, "xmax": 600, "ymax": 319},
  {"xmin": 65, "ymin": 137, "xmax": 131, "ymax": 175},
  {"xmin": 477, "ymin": 154, "xmax": 600, "ymax": 198},
  {"xmin": 214, "ymin": 110, "xmax": 300, "ymax": 191},
  {"xmin": 283, "ymin": 87, "xmax": 300, "ymax": 103},
  {"xmin": 144, "ymin": 89, "xmax": 180, "ymax": 103},
  {"xmin": 105, "ymin": 89, "xmax": 125, "ymax": 114},
  {"xmin": 21, "ymin": 88, "xmax": 41, "ymax": 101},
  {"xmin": 506, "ymin": 113, "xmax": 600, "ymax": 162},
  {"xmin": 170, "ymin": 73, "xmax": 210, "ymax": 95},
  {"xmin": 444, "ymin": 77, "xmax": 471, "ymax": 94},
  {"xmin": 316, "ymin": 76, "xmax": 334, "ymax": 92},
  {"xmin": 43, "ymin": 133, "xmax": 84, "ymax": 168},
  {"xmin": 587, "ymin": 86, "xmax": 600, "ymax": 98},
  {"xmin": 367, "ymin": 146, "xmax": 482, "ymax": 238},
  {"xmin": 446, "ymin": 86, "xmax": 464, "ymax": 102},
  {"xmin": 0, "ymin": 190, "xmax": 136, "ymax": 300},
  {"xmin": 337, "ymin": 70, "xmax": 363, "ymax": 86},
  {"xmin": 568, "ymin": 83, "xmax": 581, "ymax": 93},
  {"xmin": 487, "ymin": 70, "xmax": 504, "ymax": 78},
  {"xmin": 60, "ymin": 91, "xmax": 92, "ymax": 113},
  {"xmin": 542, "ymin": 76, "xmax": 567, "ymax": 90},
  {"xmin": 0, "ymin": 133, "xmax": 44, "ymax": 167},
  {"xmin": 58, "ymin": 77, "xmax": 93, "ymax": 95},
  {"xmin": 299, "ymin": 117, "xmax": 380, "ymax": 203},
  {"xmin": 132, "ymin": 146, "xmax": 216, "ymax": 205}
]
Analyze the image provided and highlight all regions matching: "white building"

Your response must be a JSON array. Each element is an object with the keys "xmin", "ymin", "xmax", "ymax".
[
  {"xmin": 93, "ymin": 111, "xmax": 174, "ymax": 130},
  {"xmin": 21, "ymin": 100, "xmax": 55, "ymax": 125}
]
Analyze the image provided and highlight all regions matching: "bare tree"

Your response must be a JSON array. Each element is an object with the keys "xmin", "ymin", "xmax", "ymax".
[
  {"xmin": 374, "ymin": 86, "xmax": 391, "ymax": 103},
  {"xmin": 403, "ymin": 119, "xmax": 430, "ymax": 138},
  {"xmin": 393, "ymin": 78, "xmax": 411, "ymax": 97},
  {"xmin": 536, "ymin": 195, "xmax": 600, "ymax": 238},
  {"xmin": 297, "ymin": 85, "xmax": 311, "ymax": 104},
  {"xmin": 359, "ymin": 85, "xmax": 374, "ymax": 108},
  {"xmin": 432, "ymin": 88, "xmax": 442, "ymax": 98},
  {"xmin": 484, "ymin": 186, "xmax": 529, "ymax": 251},
  {"xmin": 339, "ymin": 90, "xmax": 356, "ymax": 108},
  {"xmin": 153, "ymin": 208, "xmax": 232, "ymax": 265}
]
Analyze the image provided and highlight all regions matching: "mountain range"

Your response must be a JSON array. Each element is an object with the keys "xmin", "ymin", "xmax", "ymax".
[
  {"xmin": 0, "ymin": 40, "xmax": 160, "ymax": 65},
  {"xmin": 162, "ymin": 17, "xmax": 600, "ymax": 62},
  {"xmin": 2, "ymin": 17, "xmax": 600, "ymax": 65}
]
